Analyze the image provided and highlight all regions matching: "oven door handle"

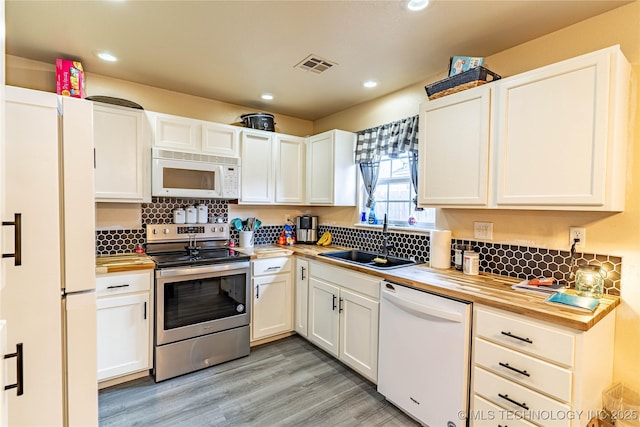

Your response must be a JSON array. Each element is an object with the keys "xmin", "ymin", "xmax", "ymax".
[{"xmin": 156, "ymin": 262, "xmax": 251, "ymax": 278}]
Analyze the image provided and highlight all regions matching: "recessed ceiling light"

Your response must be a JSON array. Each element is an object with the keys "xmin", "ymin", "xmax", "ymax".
[
  {"xmin": 95, "ymin": 51, "xmax": 117, "ymax": 62},
  {"xmin": 407, "ymin": 0, "xmax": 429, "ymax": 11},
  {"xmin": 261, "ymin": 93, "xmax": 274, "ymax": 100},
  {"xmin": 363, "ymin": 80, "xmax": 378, "ymax": 88}
]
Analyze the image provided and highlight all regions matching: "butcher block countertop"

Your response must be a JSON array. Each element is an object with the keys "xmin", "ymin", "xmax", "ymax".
[
  {"xmin": 281, "ymin": 244, "xmax": 620, "ymax": 332},
  {"xmin": 95, "ymin": 253, "xmax": 156, "ymax": 274}
]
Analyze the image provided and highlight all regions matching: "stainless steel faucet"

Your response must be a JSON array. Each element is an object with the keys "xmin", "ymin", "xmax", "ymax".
[{"xmin": 381, "ymin": 214, "xmax": 394, "ymax": 258}]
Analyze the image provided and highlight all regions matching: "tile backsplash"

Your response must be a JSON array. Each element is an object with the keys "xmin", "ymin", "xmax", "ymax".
[{"xmin": 96, "ymin": 200, "xmax": 621, "ymax": 295}]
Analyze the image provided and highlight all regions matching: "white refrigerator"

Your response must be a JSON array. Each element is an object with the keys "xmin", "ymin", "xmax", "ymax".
[{"xmin": 1, "ymin": 86, "xmax": 97, "ymax": 426}]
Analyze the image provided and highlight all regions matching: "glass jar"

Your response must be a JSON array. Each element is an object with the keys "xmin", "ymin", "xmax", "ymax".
[{"xmin": 574, "ymin": 264, "xmax": 605, "ymax": 299}]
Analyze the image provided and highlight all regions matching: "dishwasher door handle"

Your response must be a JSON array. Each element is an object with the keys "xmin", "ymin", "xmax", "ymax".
[{"xmin": 382, "ymin": 289, "xmax": 463, "ymax": 323}]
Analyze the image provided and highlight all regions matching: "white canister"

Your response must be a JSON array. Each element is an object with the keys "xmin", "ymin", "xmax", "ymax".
[
  {"xmin": 173, "ymin": 208, "xmax": 186, "ymax": 224},
  {"xmin": 196, "ymin": 204, "xmax": 208, "ymax": 224},
  {"xmin": 185, "ymin": 205, "xmax": 197, "ymax": 223},
  {"xmin": 463, "ymin": 251, "xmax": 479, "ymax": 275}
]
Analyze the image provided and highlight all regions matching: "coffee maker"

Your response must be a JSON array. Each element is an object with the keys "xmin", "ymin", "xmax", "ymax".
[{"xmin": 296, "ymin": 215, "xmax": 318, "ymax": 243}]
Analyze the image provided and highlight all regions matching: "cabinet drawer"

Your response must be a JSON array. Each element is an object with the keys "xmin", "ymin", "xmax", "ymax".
[
  {"xmin": 474, "ymin": 367, "xmax": 571, "ymax": 427},
  {"xmin": 475, "ymin": 338, "xmax": 572, "ymax": 403},
  {"xmin": 309, "ymin": 261, "xmax": 379, "ymax": 300},
  {"xmin": 96, "ymin": 271, "xmax": 151, "ymax": 296},
  {"xmin": 475, "ymin": 307, "xmax": 575, "ymax": 367},
  {"xmin": 472, "ymin": 394, "xmax": 537, "ymax": 427},
  {"xmin": 252, "ymin": 257, "xmax": 291, "ymax": 276}
]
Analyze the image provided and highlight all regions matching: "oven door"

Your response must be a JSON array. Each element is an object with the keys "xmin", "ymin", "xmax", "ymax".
[{"xmin": 155, "ymin": 262, "xmax": 250, "ymax": 346}]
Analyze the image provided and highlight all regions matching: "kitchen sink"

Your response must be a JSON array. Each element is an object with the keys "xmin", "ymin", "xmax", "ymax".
[{"xmin": 319, "ymin": 250, "xmax": 417, "ymax": 270}]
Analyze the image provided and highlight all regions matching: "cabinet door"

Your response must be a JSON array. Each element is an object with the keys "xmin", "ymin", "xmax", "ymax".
[
  {"xmin": 308, "ymin": 277, "xmax": 340, "ymax": 357},
  {"xmin": 94, "ymin": 104, "xmax": 149, "ymax": 202},
  {"xmin": 294, "ymin": 258, "xmax": 309, "ymax": 337},
  {"xmin": 97, "ymin": 293, "xmax": 150, "ymax": 381},
  {"xmin": 418, "ymin": 86, "xmax": 491, "ymax": 206},
  {"xmin": 339, "ymin": 288, "xmax": 379, "ymax": 382},
  {"xmin": 152, "ymin": 113, "xmax": 200, "ymax": 151},
  {"xmin": 3, "ymin": 88, "xmax": 64, "ymax": 425},
  {"xmin": 493, "ymin": 49, "xmax": 613, "ymax": 208},
  {"xmin": 251, "ymin": 273, "xmax": 293, "ymax": 341},
  {"xmin": 202, "ymin": 122, "xmax": 240, "ymax": 157},
  {"xmin": 306, "ymin": 132, "xmax": 335, "ymax": 204},
  {"xmin": 275, "ymin": 135, "xmax": 305, "ymax": 204},
  {"xmin": 240, "ymin": 130, "xmax": 275, "ymax": 203}
]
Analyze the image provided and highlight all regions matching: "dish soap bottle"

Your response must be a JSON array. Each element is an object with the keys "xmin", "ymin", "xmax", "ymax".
[{"xmin": 367, "ymin": 204, "xmax": 377, "ymax": 224}]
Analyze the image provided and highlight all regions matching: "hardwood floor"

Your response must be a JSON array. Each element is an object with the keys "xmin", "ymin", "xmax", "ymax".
[{"xmin": 99, "ymin": 335, "xmax": 419, "ymax": 426}]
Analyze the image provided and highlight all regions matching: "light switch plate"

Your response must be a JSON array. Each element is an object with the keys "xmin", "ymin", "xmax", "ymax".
[{"xmin": 474, "ymin": 222, "xmax": 493, "ymax": 240}]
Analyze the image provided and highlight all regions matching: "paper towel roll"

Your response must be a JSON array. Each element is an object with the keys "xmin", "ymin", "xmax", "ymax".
[{"xmin": 430, "ymin": 229, "xmax": 452, "ymax": 269}]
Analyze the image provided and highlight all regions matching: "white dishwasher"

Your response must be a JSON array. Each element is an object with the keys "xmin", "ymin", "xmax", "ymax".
[{"xmin": 378, "ymin": 281, "xmax": 472, "ymax": 427}]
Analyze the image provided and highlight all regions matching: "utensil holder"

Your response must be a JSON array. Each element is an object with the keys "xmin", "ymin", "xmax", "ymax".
[{"xmin": 239, "ymin": 231, "xmax": 254, "ymax": 248}]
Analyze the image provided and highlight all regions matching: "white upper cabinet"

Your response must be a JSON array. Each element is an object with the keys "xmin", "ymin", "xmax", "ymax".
[
  {"xmin": 492, "ymin": 45, "xmax": 630, "ymax": 210},
  {"xmin": 240, "ymin": 129, "xmax": 275, "ymax": 203},
  {"xmin": 202, "ymin": 122, "xmax": 240, "ymax": 156},
  {"xmin": 94, "ymin": 103, "xmax": 151, "ymax": 203},
  {"xmin": 418, "ymin": 45, "xmax": 630, "ymax": 211},
  {"xmin": 306, "ymin": 130, "xmax": 357, "ymax": 206},
  {"xmin": 418, "ymin": 85, "xmax": 491, "ymax": 206},
  {"xmin": 150, "ymin": 112, "xmax": 240, "ymax": 157},
  {"xmin": 275, "ymin": 134, "xmax": 306, "ymax": 204},
  {"xmin": 240, "ymin": 130, "xmax": 306, "ymax": 205}
]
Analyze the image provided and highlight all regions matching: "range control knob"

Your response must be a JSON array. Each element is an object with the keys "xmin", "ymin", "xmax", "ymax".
[
  {"xmin": 163, "ymin": 228, "xmax": 170, "ymax": 234},
  {"xmin": 218, "ymin": 227, "xmax": 224, "ymax": 232},
  {"xmin": 152, "ymin": 229, "xmax": 158, "ymax": 234}
]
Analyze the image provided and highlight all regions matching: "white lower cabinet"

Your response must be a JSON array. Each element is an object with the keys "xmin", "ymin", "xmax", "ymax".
[
  {"xmin": 471, "ymin": 305, "xmax": 616, "ymax": 427},
  {"xmin": 96, "ymin": 270, "xmax": 152, "ymax": 383},
  {"xmin": 307, "ymin": 261, "xmax": 379, "ymax": 382},
  {"xmin": 294, "ymin": 257, "xmax": 309, "ymax": 337},
  {"xmin": 251, "ymin": 257, "xmax": 293, "ymax": 342}
]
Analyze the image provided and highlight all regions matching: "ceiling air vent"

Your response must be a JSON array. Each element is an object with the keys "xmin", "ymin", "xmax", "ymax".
[{"xmin": 295, "ymin": 54, "xmax": 337, "ymax": 74}]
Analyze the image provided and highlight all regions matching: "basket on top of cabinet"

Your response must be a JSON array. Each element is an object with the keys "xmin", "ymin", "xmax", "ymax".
[{"xmin": 425, "ymin": 66, "xmax": 501, "ymax": 100}]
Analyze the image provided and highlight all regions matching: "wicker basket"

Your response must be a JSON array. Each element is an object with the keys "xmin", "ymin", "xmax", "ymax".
[{"xmin": 425, "ymin": 66, "xmax": 501, "ymax": 100}]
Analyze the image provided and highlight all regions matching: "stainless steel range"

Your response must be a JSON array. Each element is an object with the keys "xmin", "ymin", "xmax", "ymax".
[{"xmin": 146, "ymin": 223, "xmax": 251, "ymax": 382}]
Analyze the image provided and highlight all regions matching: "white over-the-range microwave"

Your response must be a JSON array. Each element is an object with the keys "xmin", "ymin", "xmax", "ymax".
[{"xmin": 152, "ymin": 148, "xmax": 240, "ymax": 199}]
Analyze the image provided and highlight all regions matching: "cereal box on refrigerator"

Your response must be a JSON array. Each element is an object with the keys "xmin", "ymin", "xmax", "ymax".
[{"xmin": 56, "ymin": 59, "xmax": 86, "ymax": 98}]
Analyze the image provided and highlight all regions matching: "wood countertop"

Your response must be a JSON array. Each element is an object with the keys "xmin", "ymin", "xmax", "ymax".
[
  {"xmin": 281, "ymin": 244, "xmax": 619, "ymax": 332},
  {"xmin": 96, "ymin": 253, "xmax": 156, "ymax": 274},
  {"xmin": 95, "ymin": 244, "xmax": 620, "ymax": 331}
]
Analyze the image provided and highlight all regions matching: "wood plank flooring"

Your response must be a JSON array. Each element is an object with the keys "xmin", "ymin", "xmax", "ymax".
[{"xmin": 99, "ymin": 335, "xmax": 419, "ymax": 426}]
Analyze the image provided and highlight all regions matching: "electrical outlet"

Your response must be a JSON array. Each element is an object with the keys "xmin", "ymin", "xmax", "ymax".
[
  {"xmin": 473, "ymin": 221, "xmax": 493, "ymax": 240},
  {"xmin": 569, "ymin": 227, "xmax": 586, "ymax": 247},
  {"xmin": 285, "ymin": 214, "xmax": 291, "ymax": 223}
]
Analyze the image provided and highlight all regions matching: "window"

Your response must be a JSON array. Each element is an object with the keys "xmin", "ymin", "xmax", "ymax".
[{"xmin": 361, "ymin": 152, "xmax": 435, "ymax": 228}]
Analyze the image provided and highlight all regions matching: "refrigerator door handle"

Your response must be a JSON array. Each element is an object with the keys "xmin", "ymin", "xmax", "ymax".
[
  {"xmin": 2, "ymin": 213, "xmax": 22, "ymax": 266},
  {"xmin": 4, "ymin": 342, "xmax": 24, "ymax": 396}
]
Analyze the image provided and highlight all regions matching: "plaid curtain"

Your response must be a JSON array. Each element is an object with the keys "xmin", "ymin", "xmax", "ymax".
[
  {"xmin": 355, "ymin": 115, "xmax": 420, "ymax": 209},
  {"xmin": 354, "ymin": 115, "xmax": 419, "ymax": 163}
]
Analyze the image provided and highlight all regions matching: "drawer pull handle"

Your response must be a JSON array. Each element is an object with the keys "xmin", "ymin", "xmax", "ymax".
[
  {"xmin": 498, "ymin": 393, "xmax": 529, "ymax": 410},
  {"xmin": 107, "ymin": 284, "xmax": 130, "ymax": 289},
  {"xmin": 499, "ymin": 362, "xmax": 530, "ymax": 377},
  {"xmin": 501, "ymin": 331, "xmax": 533, "ymax": 344},
  {"xmin": 265, "ymin": 266, "xmax": 280, "ymax": 271},
  {"xmin": 4, "ymin": 343, "xmax": 24, "ymax": 396},
  {"xmin": 2, "ymin": 213, "xmax": 22, "ymax": 266}
]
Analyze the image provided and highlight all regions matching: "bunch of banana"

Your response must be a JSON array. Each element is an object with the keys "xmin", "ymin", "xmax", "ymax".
[{"xmin": 316, "ymin": 231, "xmax": 333, "ymax": 246}]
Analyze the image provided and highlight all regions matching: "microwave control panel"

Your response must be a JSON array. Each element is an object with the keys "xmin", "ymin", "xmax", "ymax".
[{"xmin": 222, "ymin": 166, "xmax": 240, "ymax": 198}]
